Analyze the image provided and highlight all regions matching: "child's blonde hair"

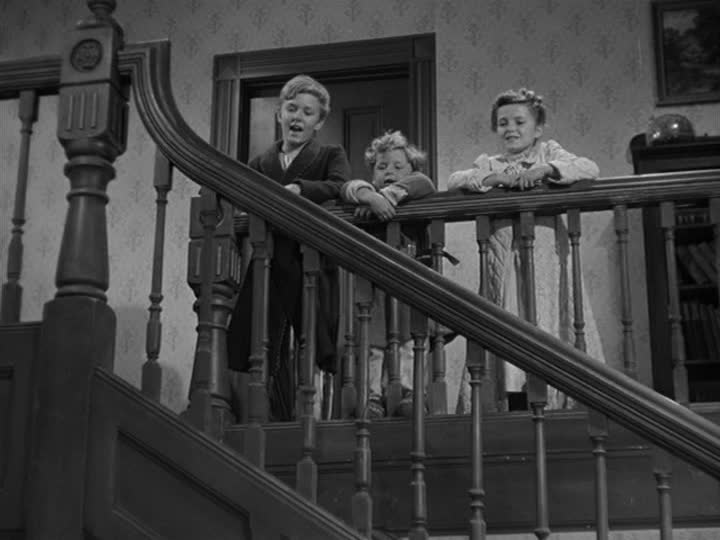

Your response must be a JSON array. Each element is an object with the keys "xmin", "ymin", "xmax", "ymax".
[
  {"xmin": 364, "ymin": 130, "xmax": 427, "ymax": 171},
  {"xmin": 490, "ymin": 88, "xmax": 546, "ymax": 131},
  {"xmin": 279, "ymin": 74, "xmax": 331, "ymax": 120}
]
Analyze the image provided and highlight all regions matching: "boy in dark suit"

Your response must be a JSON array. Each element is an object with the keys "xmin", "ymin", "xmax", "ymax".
[{"xmin": 227, "ymin": 75, "xmax": 350, "ymax": 420}]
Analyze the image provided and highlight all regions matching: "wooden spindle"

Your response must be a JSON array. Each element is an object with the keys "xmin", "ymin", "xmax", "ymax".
[
  {"xmin": 570, "ymin": 209, "xmax": 610, "ymax": 540},
  {"xmin": 1, "ymin": 89, "xmax": 37, "ymax": 324},
  {"xmin": 588, "ymin": 409, "xmax": 609, "ymax": 540},
  {"xmin": 245, "ymin": 215, "xmax": 272, "ymax": 467},
  {"xmin": 614, "ymin": 205, "xmax": 638, "ymax": 379},
  {"xmin": 384, "ymin": 221, "xmax": 403, "ymax": 417},
  {"xmin": 353, "ymin": 276, "xmax": 374, "ymax": 537},
  {"xmin": 26, "ymin": 3, "xmax": 126, "ymax": 536},
  {"xmin": 654, "ymin": 450, "xmax": 674, "ymax": 540},
  {"xmin": 657, "ymin": 202, "xmax": 688, "ymax": 538},
  {"xmin": 466, "ymin": 215, "xmax": 491, "ymax": 539},
  {"xmin": 297, "ymin": 245, "xmax": 320, "ymax": 501},
  {"xmin": 712, "ymin": 199, "xmax": 720, "ymax": 305},
  {"xmin": 567, "ymin": 209, "xmax": 587, "ymax": 352},
  {"xmin": 408, "ymin": 307, "xmax": 429, "ymax": 540},
  {"xmin": 660, "ymin": 202, "xmax": 689, "ymax": 404},
  {"xmin": 471, "ymin": 215, "xmax": 503, "ymax": 411},
  {"xmin": 341, "ymin": 270, "xmax": 357, "ymax": 418},
  {"xmin": 141, "ymin": 149, "xmax": 172, "ymax": 401},
  {"xmin": 428, "ymin": 219, "xmax": 447, "ymax": 414},
  {"xmin": 518, "ymin": 212, "xmax": 550, "ymax": 540}
]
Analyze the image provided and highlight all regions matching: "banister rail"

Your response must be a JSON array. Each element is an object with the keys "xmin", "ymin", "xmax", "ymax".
[
  {"xmin": 119, "ymin": 39, "xmax": 720, "ymax": 479},
  {"xmin": 3, "ymin": 43, "xmax": 718, "ymax": 479},
  {"xmin": 233, "ymin": 170, "xmax": 720, "ymax": 232}
]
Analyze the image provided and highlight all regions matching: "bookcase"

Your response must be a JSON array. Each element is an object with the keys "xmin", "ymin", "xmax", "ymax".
[{"xmin": 631, "ymin": 135, "xmax": 720, "ymax": 402}]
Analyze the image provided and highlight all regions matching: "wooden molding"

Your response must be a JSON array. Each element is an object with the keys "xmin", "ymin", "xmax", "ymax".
[
  {"xmin": 85, "ymin": 368, "xmax": 364, "ymax": 539},
  {"xmin": 226, "ymin": 410, "xmax": 720, "ymax": 534}
]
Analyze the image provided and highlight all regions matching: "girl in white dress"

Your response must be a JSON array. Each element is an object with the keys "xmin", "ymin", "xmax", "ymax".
[{"xmin": 448, "ymin": 88, "xmax": 602, "ymax": 410}]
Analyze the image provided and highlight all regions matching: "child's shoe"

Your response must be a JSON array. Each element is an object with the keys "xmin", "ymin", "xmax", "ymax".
[
  {"xmin": 367, "ymin": 390, "xmax": 386, "ymax": 419},
  {"xmin": 395, "ymin": 386, "xmax": 428, "ymax": 418}
]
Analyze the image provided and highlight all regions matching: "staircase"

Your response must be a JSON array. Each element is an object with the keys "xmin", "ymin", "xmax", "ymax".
[{"xmin": 1, "ymin": 2, "xmax": 719, "ymax": 539}]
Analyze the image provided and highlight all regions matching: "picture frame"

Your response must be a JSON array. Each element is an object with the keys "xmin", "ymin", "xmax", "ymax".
[{"xmin": 652, "ymin": 0, "xmax": 720, "ymax": 106}]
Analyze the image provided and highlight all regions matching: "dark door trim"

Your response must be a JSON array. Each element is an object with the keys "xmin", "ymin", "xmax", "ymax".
[{"xmin": 210, "ymin": 34, "xmax": 436, "ymax": 180}]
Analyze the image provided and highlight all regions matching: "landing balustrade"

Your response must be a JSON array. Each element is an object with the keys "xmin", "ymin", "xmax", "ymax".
[{"xmin": 1, "ymin": 8, "xmax": 719, "ymax": 538}]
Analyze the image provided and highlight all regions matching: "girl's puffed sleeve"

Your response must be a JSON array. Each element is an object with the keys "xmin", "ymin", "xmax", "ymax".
[
  {"xmin": 544, "ymin": 140, "xmax": 599, "ymax": 185},
  {"xmin": 447, "ymin": 154, "xmax": 495, "ymax": 192}
]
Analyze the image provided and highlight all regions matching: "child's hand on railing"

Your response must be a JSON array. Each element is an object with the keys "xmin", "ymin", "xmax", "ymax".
[{"xmin": 355, "ymin": 192, "xmax": 396, "ymax": 221}]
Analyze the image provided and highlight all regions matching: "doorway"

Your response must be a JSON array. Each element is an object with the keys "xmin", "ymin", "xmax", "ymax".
[{"xmin": 211, "ymin": 34, "xmax": 436, "ymax": 181}]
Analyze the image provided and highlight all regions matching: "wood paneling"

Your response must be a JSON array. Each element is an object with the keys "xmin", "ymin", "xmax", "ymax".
[
  {"xmin": 225, "ymin": 410, "xmax": 720, "ymax": 535},
  {"xmin": 0, "ymin": 323, "xmax": 39, "ymax": 531},
  {"xmin": 84, "ymin": 368, "xmax": 364, "ymax": 540}
]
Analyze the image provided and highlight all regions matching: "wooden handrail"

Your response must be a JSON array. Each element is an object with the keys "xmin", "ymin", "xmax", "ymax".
[
  {"xmin": 3, "ymin": 44, "xmax": 719, "ymax": 479},
  {"xmin": 233, "ymin": 171, "xmax": 720, "ymax": 232}
]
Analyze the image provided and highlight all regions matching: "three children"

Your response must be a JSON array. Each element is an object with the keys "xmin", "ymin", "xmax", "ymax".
[{"xmin": 227, "ymin": 79, "xmax": 601, "ymax": 418}]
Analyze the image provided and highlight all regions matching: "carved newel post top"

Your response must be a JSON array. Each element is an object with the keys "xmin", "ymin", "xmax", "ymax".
[
  {"xmin": 80, "ymin": 0, "xmax": 124, "ymax": 47},
  {"xmin": 57, "ymin": 0, "xmax": 127, "ymax": 157},
  {"xmin": 88, "ymin": 0, "xmax": 117, "ymax": 18}
]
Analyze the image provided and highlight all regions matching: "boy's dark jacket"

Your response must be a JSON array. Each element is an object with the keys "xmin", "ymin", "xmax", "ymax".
[{"xmin": 228, "ymin": 139, "xmax": 350, "ymax": 381}]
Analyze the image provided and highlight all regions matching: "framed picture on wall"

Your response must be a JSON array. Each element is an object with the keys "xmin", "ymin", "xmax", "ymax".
[{"xmin": 652, "ymin": 0, "xmax": 720, "ymax": 106}]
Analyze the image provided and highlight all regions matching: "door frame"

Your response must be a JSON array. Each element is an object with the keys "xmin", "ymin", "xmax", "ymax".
[{"xmin": 210, "ymin": 34, "xmax": 436, "ymax": 181}]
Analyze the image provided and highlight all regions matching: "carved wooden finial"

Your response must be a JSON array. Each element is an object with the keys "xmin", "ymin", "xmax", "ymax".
[
  {"xmin": 80, "ymin": 0, "xmax": 123, "ymax": 46},
  {"xmin": 87, "ymin": 0, "xmax": 117, "ymax": 19}
]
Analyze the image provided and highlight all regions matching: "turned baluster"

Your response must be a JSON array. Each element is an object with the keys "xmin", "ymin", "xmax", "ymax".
[
  {"xmin": 352, "ymin": 276, "xmax": 374, "ymax": 537},
  {"xmin": 141, "ymin": 149, "xmax": 173, "ymax": 400},
  {"xmin": 428, "ymin": 219, "xmax": 447, "ymax": 414},
  {"xmin": 297, "ymin": 245, "xmax": 320, "ymax": 501},
  {"xmin": 614, "ymin": 205, "xmax": 638, "ymax": 379},
  {"xmin": 466, "ymin": 214, "xmax": 491, "ymax": 539},
  {"xmin": 568, "ymin": 209, "xmax": 609, "ymax": 540},
  {"xmin": 567, "ymin": 210, "xmax": 587, "ymax": 353},
  {"xmin": 1, "ymin": 89, "xmax": 37, "ymax": 323},
  {"xmin": 518, "ymin": 212, "xmax": 549, "ymax": 540},
  {"xmin": 654, "ymin": 451, "xmax": 674, "ymax": 540},
  {"xmin": 246, "ymin": 215, "xmax": 273, "ymax": 467},
  {"xmin": 408, "ymin": 307, "xmax": 429, "ymax": 540},
  {"xmin": 341, "ymin": 270, "xmax": 357, "ymax": 418},
  {"xmin": 470, "ymin": 215, "xmax": 503, "ymax": 412},
  {"xmin": 657, "ymin": 201, "xmax": 690, "ymax": 537},
  {"xmin": 26, "ymin": 2, "xmax": 127, "ymax": 537},
  {"xmin": 712, "ymin": 199, "xmax": 720, "ymax": 304},
  {"xmin": 660, "ymin": 202, "xmax": 690, "ymax": 404},
  {"xmin": 384, "ymin": 221, "xmax": 403, "ymax": 417}
]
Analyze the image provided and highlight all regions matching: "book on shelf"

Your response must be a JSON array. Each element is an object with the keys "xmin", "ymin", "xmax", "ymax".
[
  {"xmin": 677, "ymin": 244, "xmax": 710, "ymax": 284},
  {"xmin": 699, "ymin": 303, "xmax": 720, "ymax": 362},
  {"xmin": 697, "ymin": 241, "xmax": 717, "ymax": 274},
  {"xmin": 676, "ymin": 208, "xmax": 710, "ymax": 226},
  {"xmin": 681, "ymin": 301, "xmax": 720, "ymax": 362},
  {"xmin": 687, "ymin": 243, "xmax": 718, "ymax": 283}
]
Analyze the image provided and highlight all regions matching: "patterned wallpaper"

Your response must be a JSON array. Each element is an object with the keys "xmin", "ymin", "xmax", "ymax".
[{"xmin": 1, "ymin": 0, "xmax": 719, "ymax": 414}]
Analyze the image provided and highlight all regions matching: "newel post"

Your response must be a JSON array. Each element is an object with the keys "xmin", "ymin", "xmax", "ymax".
[
  {"xmin": 25, "ymin": 2, "xmax": 127, "ymax": 539},
  {"xmin": 185, "ymin": 191, "xmax": 239, "ymax": 438}
]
